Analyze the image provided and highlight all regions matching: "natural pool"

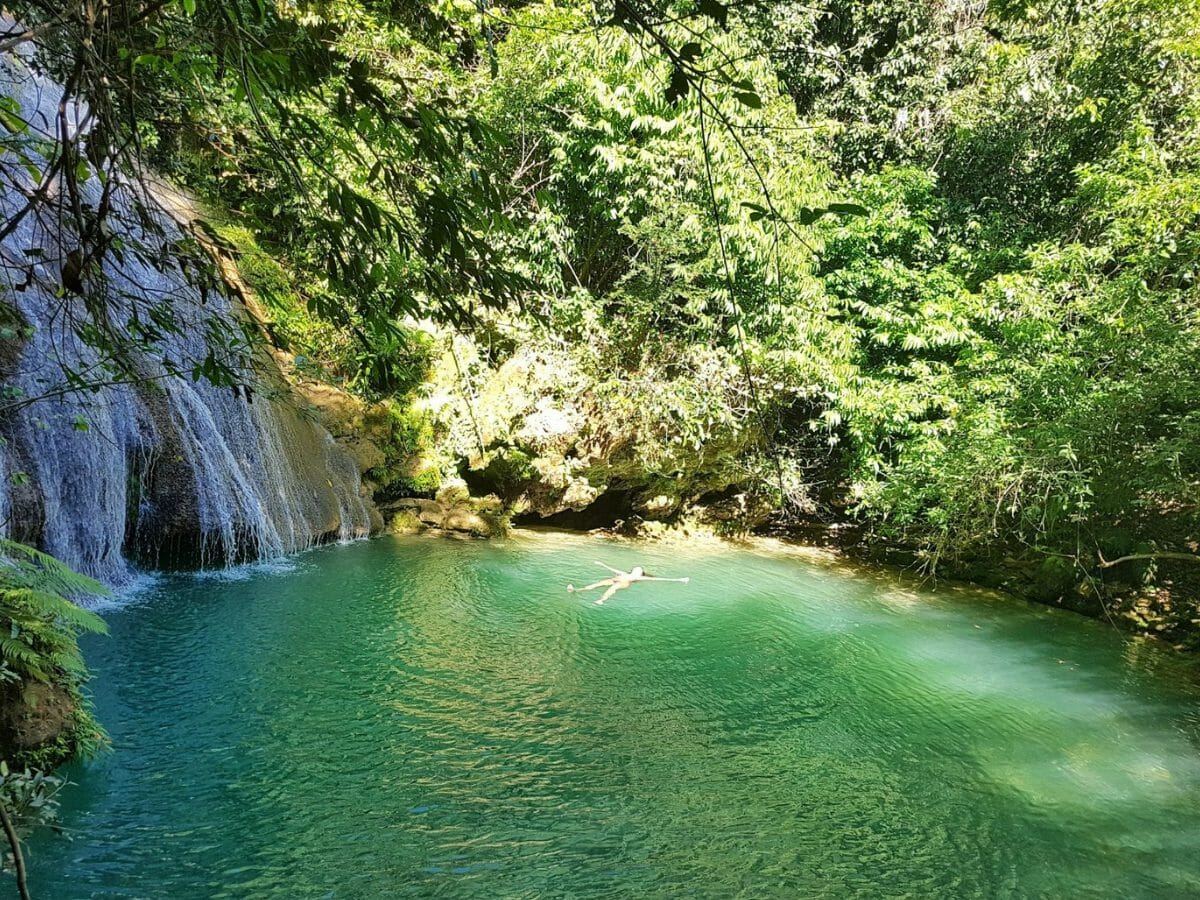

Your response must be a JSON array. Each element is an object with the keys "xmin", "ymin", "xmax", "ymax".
[{"xmin": 26, "ymin": 532, "xmax": 1200, "ymax": 897}]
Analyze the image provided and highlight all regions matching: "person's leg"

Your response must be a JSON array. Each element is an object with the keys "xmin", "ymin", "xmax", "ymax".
[
  {"xmin": 569, "ymin": 579, "xmax": 613, "ymax": 593},
  {"xmin": 595, "ymin": 583, "xmax": 622, "ymax": 605}
]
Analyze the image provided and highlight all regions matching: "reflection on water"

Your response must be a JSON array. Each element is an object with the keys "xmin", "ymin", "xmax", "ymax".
[{"xmin": 26, "ymin": 532, "xmax": 1200, "ymax": 898}]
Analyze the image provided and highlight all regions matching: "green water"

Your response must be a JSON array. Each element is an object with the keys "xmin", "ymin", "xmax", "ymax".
[{"xmin": 24, "ymin": 533, "xmax": 1200, "ymax": 898}]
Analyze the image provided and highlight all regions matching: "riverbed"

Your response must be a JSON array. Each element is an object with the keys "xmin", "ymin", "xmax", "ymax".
[{"xmin": 27, "ymin": 532, "xmax": 1200, "ymax": 897}]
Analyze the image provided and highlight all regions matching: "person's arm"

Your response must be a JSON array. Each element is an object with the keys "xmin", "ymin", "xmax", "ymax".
[
  {"xmin": 594, "ymin": 561, "xmax": 624, "ymax": 574},
  {"xmin": 639, "ymin": 576, "xmax": 689, "ymax": 583}
]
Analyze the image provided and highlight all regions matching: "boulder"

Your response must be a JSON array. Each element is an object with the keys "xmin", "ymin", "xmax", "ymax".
[
  {"xmin": 693, "ymin": 492, "xmax": 773, "ymax": 530},
  {"xmin": 385, "ymin": 497, "xmax": 445, "ymax": 526},
  {"xmin": 435, "ymin": 477, "xmax": 471, "ymax": 507},
  {"xmin": 442, "ymin": 508, "xmax": 492, "ymax": 536}
]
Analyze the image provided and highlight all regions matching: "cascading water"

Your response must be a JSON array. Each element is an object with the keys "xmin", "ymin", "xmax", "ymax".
[{"xmin": 0, "ymin": 38, "xmax": 373, "ymax": 587}]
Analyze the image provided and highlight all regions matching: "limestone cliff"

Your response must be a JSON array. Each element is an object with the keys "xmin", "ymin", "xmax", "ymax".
[
  {"xmin": 378, "ymin": 331, "xmax": 772, "ymax": 536},
  {"xmin": 0, "ymin": 43, "xmax": 375, "ymax": 585}
]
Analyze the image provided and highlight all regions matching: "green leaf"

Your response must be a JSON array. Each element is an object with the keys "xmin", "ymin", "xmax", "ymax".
[
  {"xmin": 0, "ymin": 98, "xmax": 26, "ymax": 135},
  {"xmin": 733, "ymin": 91, "xmax": 762, "ymax": 109},
  {"xmin": 697, "ymin": 0, "xmax": 728, "ymax": 28},
  {"xmin": 609, "ymin": 0, "xmax": 637, "ymax": 34},
  {"xmin": 665, "ymin": 66, "xmax": 691, "ymax": 105},
  {"xmin": 740, "ymin": 201, "xmax": 773, "ymax": 222}
]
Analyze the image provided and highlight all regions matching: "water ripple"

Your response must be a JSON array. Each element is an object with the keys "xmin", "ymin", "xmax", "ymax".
[{"xmin": 25, "ymin": 533, "xmax": 1200, "ymax": 898}]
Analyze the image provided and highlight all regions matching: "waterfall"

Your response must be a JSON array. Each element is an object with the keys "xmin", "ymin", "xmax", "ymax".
[{"xmin": 0, "ymin": 38, "xmax": 373, "ymax": 587}]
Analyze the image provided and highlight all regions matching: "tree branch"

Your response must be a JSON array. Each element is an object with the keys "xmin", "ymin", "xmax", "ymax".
[
  {"xmin": 1097, "ymin": 551, "xmax": 1200, "ymax": 569},
  {"xmin": 0, "ymin": 796, "xmax": 31, "ymax": 900}
]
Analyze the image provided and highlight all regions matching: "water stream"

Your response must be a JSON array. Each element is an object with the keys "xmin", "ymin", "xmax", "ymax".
[
  {"xmin": 24, "ymin": 532, "xmax": 1200, "ymax": 897},
  {"xmin": 0, "ymin": 38, "xmax": 371, "ymax": 585}
]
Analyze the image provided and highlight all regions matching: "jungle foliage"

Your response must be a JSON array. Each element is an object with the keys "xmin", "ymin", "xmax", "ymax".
[
  {"xmin": 452, "ymin": 0, "xmax": 1200, "ymax": 631},
  {"xmin": 5, "ymin": 0, "xmax": 1200, "ymax": 637}
]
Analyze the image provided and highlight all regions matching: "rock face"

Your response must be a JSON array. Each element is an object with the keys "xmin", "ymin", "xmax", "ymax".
[
  {"xmin": 381, "ymin": 480, "xmax": 504, "ymax": 537},
  {"xmin": 0, "ymin": 50, "xmax": 376, "ymax": 584},
  {"xmin": 422, "ymin": 338, "xmax": 763, "ymax": 532}
]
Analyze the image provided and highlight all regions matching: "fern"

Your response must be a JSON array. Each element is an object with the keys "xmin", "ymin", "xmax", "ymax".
[
  {"xmin": 0, "ymin": 539, "xmax": 107, "ymax": 692},
  {"xmin": 0, "ymin": 541, "xmax": 107, "ymax": 600},
  {"xmin": 0, "ymin": 640, "xmax": 42, "ymax": 678}
]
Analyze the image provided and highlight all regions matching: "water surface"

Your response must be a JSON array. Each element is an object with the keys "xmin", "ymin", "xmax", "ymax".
[{"xmin": 28, "ymin": 533, "xmax": 1200, "ymax": 897}]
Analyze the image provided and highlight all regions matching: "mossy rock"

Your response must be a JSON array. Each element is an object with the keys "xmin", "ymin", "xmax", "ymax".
[
  {"xmin": 441, "ymin": 508, "xmax": 493, "ymax": 536},
  {"xmin": 1028, "ymin": 555, "xmax": 1078, "ymax": 603},
  {"xmin": 436, "ymin": 478, "xmax": 471, "ymax": 507},
  {"xmin": 0, "ymin": 681, "xmax": 102, "ymax": 770},
  {"xmin": 397, "ymin": 463, "xmax": 442, "ymax": 496},
  {"xmin": 475, "ymin": 447, "xmax": 536, "ymax": 498},
  {"xmin": 470, "ymin": 494, "xmax": 505, "ymax": 514},
  {"xmin": 389, "ymin": 509, "xmax": 425, "ymax": 535}
]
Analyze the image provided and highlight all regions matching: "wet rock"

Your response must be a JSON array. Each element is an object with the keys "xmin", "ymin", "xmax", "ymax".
[
  {"xmin": 0, "ymin": 59, "xmax": 377, "ymax": 582},
  {"xmin": 364, "ymin": 489, "xmax": 385, "ymax": 534},
  {"xmin": 343, "ymin": 436, "xmax": 386, "ymax": 475},
  {"xmin": 441, "ymin": 507, "xmax": 491, "ymax": 536},
  {"xmin": 291, "ymin": 379, "xmax": 367, "ymax": 438}
]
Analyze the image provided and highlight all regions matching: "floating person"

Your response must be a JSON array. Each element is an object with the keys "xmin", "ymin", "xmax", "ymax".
[{"xmin": 567, "ymin": 561, "xmax": 690, "ymax": 605}]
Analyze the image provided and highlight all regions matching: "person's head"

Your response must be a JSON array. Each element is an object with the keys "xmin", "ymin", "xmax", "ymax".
[{"xmin": 631, "ymin": 566, "xmax": 645, "ymax": 578}]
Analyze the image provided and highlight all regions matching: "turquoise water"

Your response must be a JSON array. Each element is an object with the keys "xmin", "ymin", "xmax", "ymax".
[{"xmin": 24, "ymin": 532, "xmax": 1200, "ymax": 898}]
